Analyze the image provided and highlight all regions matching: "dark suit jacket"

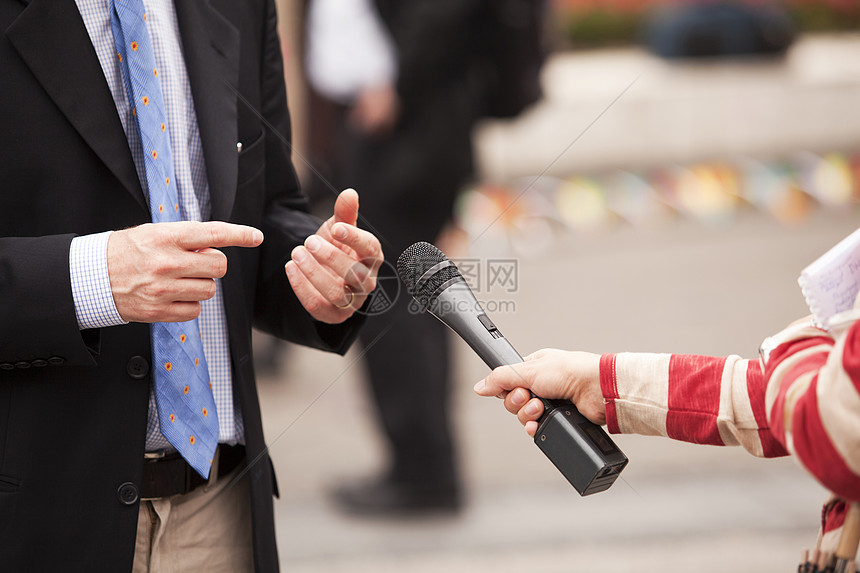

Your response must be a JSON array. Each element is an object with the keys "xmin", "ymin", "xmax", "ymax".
[{"xmin": 0, "ymin": 1, "xmax": 358, "ymax": 570}]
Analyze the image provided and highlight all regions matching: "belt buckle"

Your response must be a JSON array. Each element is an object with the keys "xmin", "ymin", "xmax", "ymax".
[{"xmin": 141, "ymin": 450, "xmax": 189, "ymax": 500}]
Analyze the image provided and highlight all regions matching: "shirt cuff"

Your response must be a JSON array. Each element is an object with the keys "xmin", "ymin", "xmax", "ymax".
[
  {"xmin": 70, "ymin": 232, "xmax": 128, "ymax": 330},
  {"xmin": 599, "ymin": 353, "xmax": 621, "ymax": 434}
]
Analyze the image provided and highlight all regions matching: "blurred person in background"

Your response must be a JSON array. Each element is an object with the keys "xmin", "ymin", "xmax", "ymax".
[
  {"xmin": 303, "ymin": 0, "xmax": 544, "ymax": 515},
  {"xmin": 475, "ymin": 295, "xmax": 860, "ymax": 562}
]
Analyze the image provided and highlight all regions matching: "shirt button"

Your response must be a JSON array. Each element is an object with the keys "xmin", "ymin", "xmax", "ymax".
[
  {"xmin": 126, "ymin": 356, "xmax": 150, "ymax": 380},
  {"xmin": 117, "ymin": 482, "xmax": 139, "ymax": 506}
]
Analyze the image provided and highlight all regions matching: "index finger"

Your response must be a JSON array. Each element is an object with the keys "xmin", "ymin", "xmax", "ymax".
[
  {"xmin": 331, "ymin": 222, "xmax": 382, "ymax": 268},
  {"xmin": 173, "ymin": 221, "xmax": 264, "ymax": 251},
  {"xmin": 476, "ymin": 363, "xmax": 532, "ymax": 397}
]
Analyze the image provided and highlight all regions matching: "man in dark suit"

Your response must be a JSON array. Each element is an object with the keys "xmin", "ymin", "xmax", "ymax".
[{"xmin": 0, "ymin": 0, "xmax": 381, "ymax": 570}]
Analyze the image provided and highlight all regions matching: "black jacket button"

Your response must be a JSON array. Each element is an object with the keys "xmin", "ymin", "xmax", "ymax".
[
  {"xmin": 31, "ymin": 359, "xmax": 48, "ymax": 368},
  {"xmin": 14, "ymin": 361, "xmax": 31, "ymax": 370},
  {"xmin": 126, "ymin": 356, "xmax": 150, "ymax": 380},
  {"xmin": 117, "ymin": 482, "xmax": 139, "ymax": 506},
  {"xmin": 0, "ymin": 363, "xmax": 14, "ymax": 371},
  {"xmin": 47, "ymin": 356, "xmax": 65, "ymax": 366}
]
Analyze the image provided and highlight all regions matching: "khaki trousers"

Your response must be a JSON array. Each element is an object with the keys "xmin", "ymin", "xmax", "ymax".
[{"xmin": 132, "ymin": 461, "xmax": 254, "ymax": 573}]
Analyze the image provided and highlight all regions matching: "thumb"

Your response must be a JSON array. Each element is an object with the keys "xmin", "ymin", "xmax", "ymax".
[{"xmin": 333, "ymin": 188, "xmax": 360, "ymax": 227}]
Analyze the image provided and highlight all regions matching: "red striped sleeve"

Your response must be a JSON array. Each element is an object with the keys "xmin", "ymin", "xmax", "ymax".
[
  {"xmin": 765, "ymin": 345, "xmax": 829, "ymax": 448},
  {"xmin": 599, "ymin": 353, "xmax": 620, "ymax": 434},
  {"xmin": 745, "ymin": 360, "xmax": 788, "ymax": 457},
  {"xmin": 841, "ymin": 323, "xmax": 860, "ymax": 392},
  {"xmin": 788, "ymin": 376, "xmax": 860, "ymax": 501},
  {"xmin": 765, "ymin": 325, "xmax": 860, "ymax": 501},
  {"xmin": 766, "ymin": 336, "xmax": 834, "ymax": 375},
  {"xmin": 763, "ymin": 337, "xmax": 833, "ymax": 448},
  {"xmin": 666, "ymin": 354, "xmax": 726, "ymax": 445}
]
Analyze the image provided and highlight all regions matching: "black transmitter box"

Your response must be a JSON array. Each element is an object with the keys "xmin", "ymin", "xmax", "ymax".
[{"xmin": 534, "ymin": 400, "xmax": 628, "ymax": 495}]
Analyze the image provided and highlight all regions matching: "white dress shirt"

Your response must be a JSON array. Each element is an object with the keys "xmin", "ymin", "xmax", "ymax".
[
  {"xmin": 304, "ymin": 0, "xmax": 397, "ymax": 103},
  {"xmin": 70, "ymin": 0, "xmax": 242, "ymax": 450}
]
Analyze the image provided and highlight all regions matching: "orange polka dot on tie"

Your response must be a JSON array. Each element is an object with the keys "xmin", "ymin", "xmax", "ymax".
[
  {"xmin": 116, "ymin": 52, "xmax": 123, "ymax": 63},
  {"xmin": 153, "ymin": 68, "xmax": 158, "ymax": 77},
  {"xmin": 161, "ymin": 123, "xmax": 166, "ymax": 132},
  {"xmin": 132, "ymin": 108, "xmax": 137, "ymax": 117},
  {"xmin": 183, "ymin": 385, "xmax": 190, "ymax": 395},
  {"xmin": 208, "ymin": 381, "xmax": 213, "ymax": 390},
  {"xmin": 189, "ymin": 436, "xmax": 195, "ymax": 445},
  {"xmin": 164, "ymin": 362, "xmax": 172, "ymax": 372},
  {"xmin": 175, "ymin": 204, "xmax": 179, "ymax": 213},
  {"xmin": 142, "ymin": 96, "xmax": 150, "ymax": 106},
  {"xmin": 202, "ymin": 408, "xmax": 208, "ymax": 417},
  {"xmin": 194, "ymin": 357, "xmax": 200, "ymax": 367},
  {"xmin": 169, "ymin": 414, "xmax": 175, "ymax": 423},
  {"xmin": 131, "ymin": 41, "xmax": 139, "ymax": 52},
  {"xmin": 179, "ymin": 334, "xmax": 186, "ymax": 343},
  {"xmin": 152, "ymin": 150, "xmax": 157, "ymax": 160},
  {"xmin": 166, "ymin": 177, "xmax": 170, "ymax": 187},
  {"xmin": 144, "ymin": 13, "xmax": 148, "ymax": 22},
  {"xmin": 158, "ymin": 204, "xmax": 164, "ymax": 214}
]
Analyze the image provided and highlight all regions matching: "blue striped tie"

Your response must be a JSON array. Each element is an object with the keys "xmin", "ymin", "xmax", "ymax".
[{"xmin": 110, "ymin": 0, "xmax": 219, "ymax": 478}]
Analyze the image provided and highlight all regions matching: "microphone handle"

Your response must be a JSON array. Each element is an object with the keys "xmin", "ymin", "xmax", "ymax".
[{"xmin": 426, "ymin": 282, "xmax": 566, "ymax": 404}]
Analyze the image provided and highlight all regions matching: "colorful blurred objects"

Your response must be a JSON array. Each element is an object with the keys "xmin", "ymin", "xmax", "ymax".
[
  {"xmin": 555, "ymin": 177, "xmax": 612, "ymax": 231},
  {"xmin": 454, "ymin": 150, "xmax": 860, "ymax": 255}
]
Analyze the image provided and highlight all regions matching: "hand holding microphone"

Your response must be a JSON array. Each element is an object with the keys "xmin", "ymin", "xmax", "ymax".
[
  {"xmin": 475, "ymin": 349, "xmax": 606, "ymax": 437},
  {"xmin": 397, "ymin": 242, "xmax": 627, "ymax": 496}
]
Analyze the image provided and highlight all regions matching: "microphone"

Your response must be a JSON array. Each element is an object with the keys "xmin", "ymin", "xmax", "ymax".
[{"xmin": 397, "ymin": 242, "xmax": 627, "ymax": 496}]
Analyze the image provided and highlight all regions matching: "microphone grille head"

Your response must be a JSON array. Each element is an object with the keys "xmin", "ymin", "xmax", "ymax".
[{"xmin": 397, "ymin": 242, "xmax": 463, "ymax": 301}]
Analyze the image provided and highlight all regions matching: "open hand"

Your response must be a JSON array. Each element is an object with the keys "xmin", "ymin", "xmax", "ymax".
[{"xmin": 285, "ymin": 189, "xmax": 383, "ymax": 324}]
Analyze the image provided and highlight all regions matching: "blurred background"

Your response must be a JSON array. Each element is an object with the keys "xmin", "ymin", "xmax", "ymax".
[{"xmin": 259, "ymin": 1, "xmax": 860, "ymax": 571}]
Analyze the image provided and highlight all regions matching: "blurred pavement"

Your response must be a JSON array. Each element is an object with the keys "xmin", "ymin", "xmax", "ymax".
[{"xmin": 257, "ymin": 34, "xmax": 860, "ymax": 572}]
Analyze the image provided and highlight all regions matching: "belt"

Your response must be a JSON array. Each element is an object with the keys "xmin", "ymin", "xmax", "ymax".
[{"xmin": 140, "ymin": 445, "xmax": 246, "ymax": 500}]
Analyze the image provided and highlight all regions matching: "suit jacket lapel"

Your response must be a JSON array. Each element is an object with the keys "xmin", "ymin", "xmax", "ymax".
[
  {"xmin": 7, "ymin": 0, "xmax": 146, "ymax": 210},
  {"xmin": 174, "ymin": 0, "xmax": 240, "ymax": 223}
]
